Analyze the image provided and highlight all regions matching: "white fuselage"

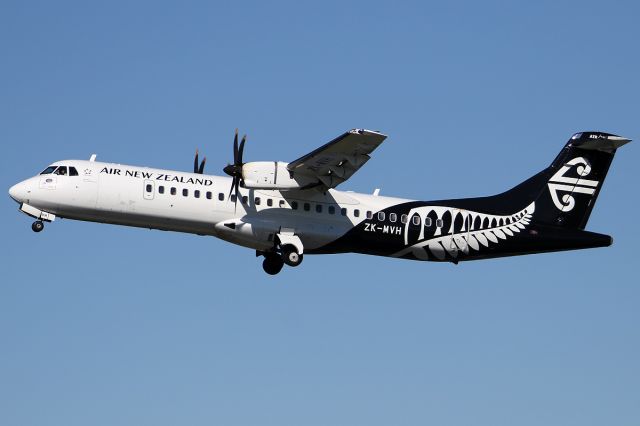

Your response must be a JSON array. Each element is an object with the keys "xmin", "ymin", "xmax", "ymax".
[{"xmin": 9, "ymin": 159, "xmax": 411, "ymax": 253}]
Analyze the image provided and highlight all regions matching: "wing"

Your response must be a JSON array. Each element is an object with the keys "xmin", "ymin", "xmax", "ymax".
[{"xmin": 287, "ymin": 129, "xmax": 387, "ymax": 189}]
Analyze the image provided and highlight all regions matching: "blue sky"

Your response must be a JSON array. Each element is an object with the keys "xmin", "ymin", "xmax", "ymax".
[{"xmin": 1, "ymin": 1, "xmax": 638, "ymax": 425}]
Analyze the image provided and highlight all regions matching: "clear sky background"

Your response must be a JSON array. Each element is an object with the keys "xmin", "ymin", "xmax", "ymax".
[{"xmin": 1, "ymin": 1, "xmax": 638, "ymax": 425}]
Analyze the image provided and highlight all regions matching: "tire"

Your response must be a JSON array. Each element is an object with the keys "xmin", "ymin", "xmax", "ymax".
[
  {"xmin": 262, "ymin": 255, "xmax": 284, "ymax": 275},
  {"xmin": 32, "ymin": 221, "xmax": 44, "ymax": 233},
  {"xmin": 282, "ymin": 245, "xmax": 303, "ymax": 267}
]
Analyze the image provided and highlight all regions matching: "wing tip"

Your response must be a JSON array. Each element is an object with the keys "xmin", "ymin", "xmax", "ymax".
[{"xmin": 350, "ymin": 128, "xmax": 387, "ymax": 138}]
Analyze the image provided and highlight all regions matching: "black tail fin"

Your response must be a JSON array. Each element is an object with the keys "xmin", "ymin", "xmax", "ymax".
[{"xmin": 533, "ymin": 132, "xmax": 630, "ymax": 229}]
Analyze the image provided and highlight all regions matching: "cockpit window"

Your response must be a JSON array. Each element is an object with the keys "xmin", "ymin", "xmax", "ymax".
[
  {"xmin": 69, "ymin": 167, "xmax": 79, "ymax": 176},
  {"xmin": 40, "ymin": 166, "xmax": 57, "ymax": 175},
  {"xmin": 54, "ymin": 166, "xmax": 68, "ymax": 176}
]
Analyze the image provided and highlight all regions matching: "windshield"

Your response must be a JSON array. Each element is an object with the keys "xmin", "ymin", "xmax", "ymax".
[
  {"xmin": 39, "ymin": 165, "xmax": 79, "ymax": 176},
  {"xmin": 54, "ymin": 166, "xmax": 68, "ymax": 176}
]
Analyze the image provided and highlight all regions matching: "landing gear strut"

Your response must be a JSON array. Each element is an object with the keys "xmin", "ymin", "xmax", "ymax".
[
  {"xmin": 262, "ymin": 253, "xmax": 284, "ymax": 275},
  {"xmin": 32, "ymin": 221, "xmax": 44, "ymax": 233}
]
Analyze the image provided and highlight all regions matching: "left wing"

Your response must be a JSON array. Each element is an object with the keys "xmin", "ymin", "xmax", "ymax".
[{"xmin": 287, "ymin": 129, "xmax": 387, "ymax": 189}]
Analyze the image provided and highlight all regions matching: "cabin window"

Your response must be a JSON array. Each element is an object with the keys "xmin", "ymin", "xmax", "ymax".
[
  {"xmin": 182, "ymin": 188, "xmax": 189, "ymax": 197},
  {"xmin": 389, "ymin": 213, "xmax": 396, "ymax": 222},
  {"xmin": 242, "ymin": 196, "xmax": 248, "ymax": 204},
  {"xmin": 278, "ymin": 200, "xmax": 284, "ymax": 207},
  {"xmin": 54, "ymin": 166, "xmax": 68, "ymax": 176},
  {"xmin": 412, "ymin": 215, "xmax": 421, "ymax": 225},
  {"xmin": 255, "ymin": 197, "xmax": 261, "ymax": 205},
  {"xmin": 146, "ymin": 184, "xmax": 153, "ymax": 193},
  {"xmin": 268, "ymin": 199, "xmax": 274, "ymax": 207},
  {"xmin": 206, "ymin": 191, "xmax": 212, "ymax": 200},
  {"xmin": 303, "ymin": 202, "xmax": 310, "ymax": 211},
  {"xmin": 40, "ymin": 166, "xmax": 57, "ymax": 175},
  {"xmin": 354, "ymin": 209, "xmax": 360, "ymax": 217},
  {"xmin": 194, "ymin": 190, "xmax": 200, "ymax": 198},
  {"xmin": 341, "ymin": 208, "xmax": 347, "ymax": 216},
  {"xmin": 328, "ymin": 205, "xmax": 335, "ymax": 215},
  {"xmin": 366, "ymin": 211, "xmax": 373, "ymax": 219},
  {"xmin": 292, "ymin": 201, "xmax": 298, "ymax": 210},
  {"xmin": 401, "ymin": 214, "xmax": 408, "ymax": 224},
  {"xmin": 316, "ymin": 204, "xmax": 322, "ymax": 213},
  {"xmin": 218, "ymin": 193, "xmax": 224, "ymax": 201},
  {"xmin": 378, "ymin": 212, "xmax": 386, "ymax": 221},
  {"xmin": 424, "ymin": 217, "xmax": 432, "ymax": 227},
  {"xmin": 158, "ymin": 186, "xmax": 165, "ymax": 194},
  {"xmin": 171, "ymin": 187, "xmax": 177, "ymax": 195},
  {"xmin": 436, "ymin": 218, "xmax": 443, "ymax": 228},
  {"xmin": 69, "ymin": 167, "xmax": 79, "ymax": 176},
  {"xmin": 230, "ymin": 194, "xmax": 236, "ymax": 203}
]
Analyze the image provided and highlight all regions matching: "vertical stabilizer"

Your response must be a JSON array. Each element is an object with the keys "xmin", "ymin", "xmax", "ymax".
[{"xmin": 534, "ymin": 132, "xmax": 630, "ymax": 229}]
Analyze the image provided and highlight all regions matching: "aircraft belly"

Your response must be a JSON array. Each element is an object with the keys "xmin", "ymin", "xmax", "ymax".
[
  {"xmin": 296, "ymin": 222, "xmax": 351, "ymax": 251},
  {"xmin": 214, "ymin": 215, "xmax": 351, "ymax": 252}
]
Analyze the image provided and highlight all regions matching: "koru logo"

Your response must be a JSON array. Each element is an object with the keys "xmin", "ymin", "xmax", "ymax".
[{"xmin": 547, "ymin": 157, "xmax": 599, "ymax": 212}]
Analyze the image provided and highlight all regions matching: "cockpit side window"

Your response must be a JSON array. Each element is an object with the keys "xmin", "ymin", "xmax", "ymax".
[
  {"xmin": 54, "ymin": 166, "xmax": 68, "ymax": 176},
  {"xmin": 69, "ymin": 167, "xmax": 79, "ymax": 176},
  {"xmin": 40, "ymin": 166, "xmax": 57, "ymax": 175}
]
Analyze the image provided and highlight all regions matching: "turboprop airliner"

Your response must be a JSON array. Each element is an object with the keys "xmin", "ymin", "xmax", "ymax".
[{"xmin": 8, "ymin": 129, "xmax": 630, "ymax": 274}]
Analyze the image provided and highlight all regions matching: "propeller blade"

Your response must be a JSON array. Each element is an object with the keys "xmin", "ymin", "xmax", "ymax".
[
  {"xmin": 233, "ymin": 177, "xmax": 240, "ymax": 213},
  {"xmin": 223, "ymin": 129, "xmax": 248, "ymax": 203},
  {"xmin": 194, "ymin": 149, "xmax": 199, "ymax": 174},
  {"xmin": 228, "ymin": 176, "xmax": 236, "ymax": 201},
  {"xmin": 198, "ymin": 157, "xmax": 206, "ymax": 174},
  {"xmin": 238, "ymin": 135, "xmax": 246, "ymax": 165},
  {"xmin": 233, "ymin": 129, "xmax": 239, "ymax": 165}
]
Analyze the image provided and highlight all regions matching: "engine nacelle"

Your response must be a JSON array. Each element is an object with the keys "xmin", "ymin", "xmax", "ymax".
[{"xmin": 241, "ymin": 161, "xmax": 315, "ymax": 190}]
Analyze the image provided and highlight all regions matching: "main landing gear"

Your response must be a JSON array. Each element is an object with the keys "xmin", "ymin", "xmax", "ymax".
[
  {"xmin": 31, "ymin": 220, "xmax": 44, "ymax": 233},
  {"xmin": 259, "ymin": 244, "xmax": 304, "ymax": 275},
  {"xmin": 282, "ymin": 245, "xmax": 303, "ymax": 267},
  {"xmin": 262, "ymin": 253, "xmax": 284, "ymax": 275}
]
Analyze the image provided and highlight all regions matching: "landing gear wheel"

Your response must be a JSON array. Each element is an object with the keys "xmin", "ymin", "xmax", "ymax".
[
  {"xmin": 32, "ymin": 221, "xmax": 44, "ymax": 233},
  {"xmin": 282, "ymin": 245, "xmax": 303, "ymax": 267},
  {"xmin": 262, "ymin": 254, "xmax": 284, "ymax": 275}
]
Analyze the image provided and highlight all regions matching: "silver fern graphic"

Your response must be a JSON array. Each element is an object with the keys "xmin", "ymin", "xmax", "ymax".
[{"xmin": 392, "ymin": 202, "xmax": 535, "ymax": 260}]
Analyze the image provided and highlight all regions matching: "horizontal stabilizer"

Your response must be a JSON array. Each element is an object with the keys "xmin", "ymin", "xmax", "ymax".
[{"xmin": 569, "ymin": 132, "xmax": 631, "ymax": 153}]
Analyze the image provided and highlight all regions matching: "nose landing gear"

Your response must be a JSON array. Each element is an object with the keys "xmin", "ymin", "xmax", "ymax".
[
  {"xmin": 19, "ymin": 204, "xmax": 55, "ymax": 232},
  {"xmin": 31, "ymin": 220, "xmax": 44, "ymax": 233}
]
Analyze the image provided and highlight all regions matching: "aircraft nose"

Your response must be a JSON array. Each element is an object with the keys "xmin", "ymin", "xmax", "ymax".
[{"xmin": 8, "ymin": 182, "xmax": 26, "ymax": 203}]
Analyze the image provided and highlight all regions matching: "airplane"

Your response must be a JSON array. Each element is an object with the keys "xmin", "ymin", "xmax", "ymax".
[{"xmin": 8, "ymin": 129, "xmax": 631, "ymax": 275}]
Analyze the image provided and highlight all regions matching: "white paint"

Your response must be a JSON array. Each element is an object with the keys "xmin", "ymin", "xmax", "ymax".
[{"xmin": 9, "ymin": 159, "xmax": 411, "ymax": 254}]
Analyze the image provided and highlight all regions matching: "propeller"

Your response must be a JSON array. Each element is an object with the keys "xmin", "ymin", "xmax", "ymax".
[
  {"xmin": 223, "ymin": 129, "xmax": 247, "ymax": 211},
  {"xmin": 193, "ymin": 149, "xmax": 206, "ymax": 174}
]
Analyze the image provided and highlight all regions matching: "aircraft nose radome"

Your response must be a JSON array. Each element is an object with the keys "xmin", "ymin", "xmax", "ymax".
[{"xmin": 8, "ymin": 182, "xmax": 24, "ymax": 203}]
